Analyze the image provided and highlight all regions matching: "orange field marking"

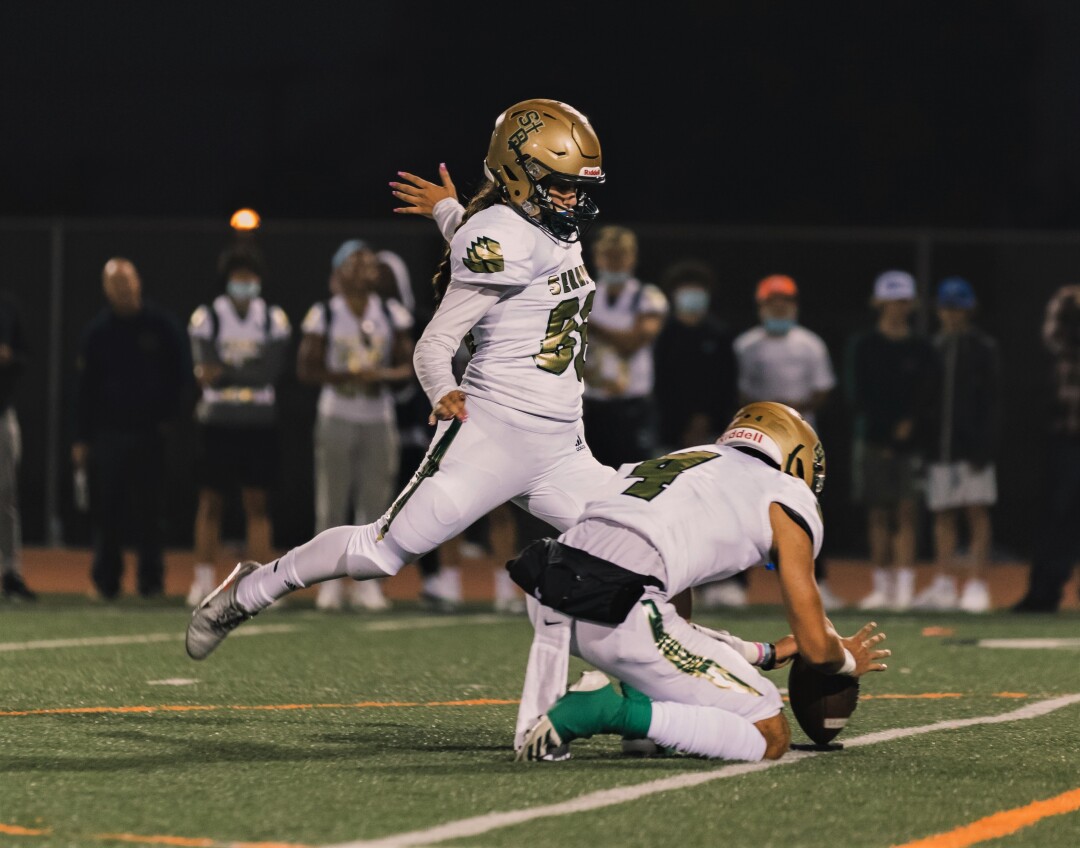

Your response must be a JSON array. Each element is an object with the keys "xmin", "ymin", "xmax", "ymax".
[
  {"xmin": 96, "ymin": 833, "xmax": 309, "ymax": 847},
  {"xmin": 0, "ymin": 698, "xmax": 519, "ymax": 718},
  {"xmin": 1, "ymin": 693, "xmax": 1037, "ymax": 719},
  {"xmin": 891, "ymin": 786, "xmax": 1080, "ymax": 848},
  {"xmin": 0, "ymin": 823, "xmax": 50, "ymax": 835}
]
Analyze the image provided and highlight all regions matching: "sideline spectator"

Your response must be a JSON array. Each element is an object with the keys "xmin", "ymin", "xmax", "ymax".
[
  {"xmin": 582, "ymin": 226, "xmax": 668, "ymax": 467},
  {"xmin": 185, "ymin": 246, "xmax": 291, "ymax": 606},
  {"xmin": 298, "ymin": 240, "xmax": 414, "ymax": 611},
  {"xmin": 653, "ymin": 260, "xmax": 737, "ymax": 453},
  {"xmin": 913, "ymin": 278, "xmax": 999, "ymax": 613},
  {"xmin": 73, "ymin": 258, "xmax": 191, "ymax": 600},
  {"xmin": 0, "ymin": 292, "xmax": 33, "ymax": 601},
  {"xmin": 708, "ymin": 274, "xmax": 841, "ymax": 609},
  {"xmin": 845, "ymin": 270, "xmax": 937, "ymax": 611},
  {"xmin": 1013, "ymin": 284, "xmax": 1080, "ymax": 612}
]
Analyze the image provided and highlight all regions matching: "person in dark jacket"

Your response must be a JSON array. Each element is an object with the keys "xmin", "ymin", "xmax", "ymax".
[
  {"xmin": 0, "ymin": 292, "xmax": 33, "ymax": 601},
  {"xmin": 653, "ymin": 260, "xmax": 737, "ymax": 453},
  {"xmin": 911, "ymin": 278, "xmax": 999, "ymax": 613},
  {"xmin": 72, "ymin": 258, "xmax": 192, "ymax": 600},
  {"xmin": 1013, "ymin": 284, "xmax": 1080, "ymax": 613},
  {"xmin": 844, "ymin": 270, "xmax": 938, "ymax": 611}
]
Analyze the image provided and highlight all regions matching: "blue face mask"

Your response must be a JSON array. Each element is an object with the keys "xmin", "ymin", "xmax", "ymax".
[
  {"xmin": 675, "ymin": 288, "xmax": 710, "ymax": 316},
  {"xmin": 227, "ymin": 279, "xmax": 261, "ymax": 301},
  {"xmin": 763, "ymin": 317, "xmax": 796, "ymax": 335},
  {"xmin": 597, "ymin": 270, "xmax": 631, "ymax": 286}
]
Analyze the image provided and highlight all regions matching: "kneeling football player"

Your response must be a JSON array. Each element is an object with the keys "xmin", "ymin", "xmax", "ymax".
[{"xmin": 513, "ymin": 402, "xmax": 890, "ymax": 762}]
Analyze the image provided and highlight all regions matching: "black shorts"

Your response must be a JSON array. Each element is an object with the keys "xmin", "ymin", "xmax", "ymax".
[{"xmin": 196, "ymin": 424, "xmax": 278, "ymax": 491}]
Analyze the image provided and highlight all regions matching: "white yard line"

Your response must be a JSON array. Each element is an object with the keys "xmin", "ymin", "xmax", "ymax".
[
  {"xmin": 327, "ymin": 693, "xmax": 1080, "ymax": 848},
  {"xmin": 0, "ymin": 624, "xmax": 298, "ymax": 652},
  {"xmin": 358, "ymin": 615, "xmax": 509, "ymax": 632},
  {"xmin": 977, "ymin": 638, "xmax": 1080, "ymax": 650}
]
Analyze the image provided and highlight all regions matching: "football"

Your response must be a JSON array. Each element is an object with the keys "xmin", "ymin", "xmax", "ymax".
[{"xmin": 787, "ymin": 655, "xmax": 860, "ymax": 747}]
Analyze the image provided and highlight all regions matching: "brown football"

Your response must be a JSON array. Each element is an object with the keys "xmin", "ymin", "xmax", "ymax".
[{"xmin": 787, "ymin": 655, "xmax": 860, "ymax": 746}]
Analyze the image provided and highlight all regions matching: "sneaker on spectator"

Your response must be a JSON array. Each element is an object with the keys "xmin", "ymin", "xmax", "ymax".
[
  {"xmin": 315, "ymin": 578, "xmax": 345, "ymax": 611},
  {"xmin": 1, "ymin": 573, "xmax": 37, "ymax": 602},
  {"xmin": 420, "ymin": 567, "xmax": 461, "ymax": 613},
  {"xmin": 697, "ymin": 579, "xmax": 748, "ymax": 609},
  {"xmin": 858, "ymin": 568, "xmax": 892, "ymax": 611},
  {"xmin": 816, "ymin": 580, "xmax": 846, "ymax": 611},
  {"xmin": 494, "ymin": 569, "xmax": 526, "ymax": 614},
  {"xmin": 911, "ymin": 575, "xmax": 958, "ymax": 611},
  {"xmin": 958, "ymin": 578, "xmax": 991, "ymax": 613},
  {"xmin": 350, "ymin": 579, "xmax": 391, "ymax": 611},
  {"xmin": 892, "ymin": 567, "xmax": 915, "ymax": 611},
  {"xmin": 186, "ymin": 565, "xmax": 218, "ymax": 609}
]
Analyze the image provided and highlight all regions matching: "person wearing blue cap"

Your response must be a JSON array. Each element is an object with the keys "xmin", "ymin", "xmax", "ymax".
[
  {"xmin": 297, "ymin": 240, "xmax": 416, "ymax": 611},
  {"xmin": 912, "ymin": 277, "xmax": 999, "ymax": 613}
]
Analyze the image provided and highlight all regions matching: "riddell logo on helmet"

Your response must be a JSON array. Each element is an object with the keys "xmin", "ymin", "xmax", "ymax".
[
  {"xmin": 579, "ymin": 166, "xmax": 602, "ymax": 177},
  {"xmin": 722, "ymin": 429, "xmax": 764, "ymax": 444}
]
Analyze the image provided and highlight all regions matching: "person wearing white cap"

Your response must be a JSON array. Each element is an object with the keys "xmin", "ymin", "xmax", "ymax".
[{"xmin": 844, "ymin": 270, "xmax": 937, "ymax": 611}]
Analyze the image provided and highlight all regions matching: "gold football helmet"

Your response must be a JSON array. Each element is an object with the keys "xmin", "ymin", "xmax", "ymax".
[
  {"xmin": 485, "ymin": 99, "xmax": 604, "ymax": 242},
  {"xmin": 719, "ymin": 402, "xmax": 826, "ymax": 494}
]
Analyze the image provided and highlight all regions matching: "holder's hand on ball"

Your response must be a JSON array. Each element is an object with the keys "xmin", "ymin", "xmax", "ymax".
[{"xmin": 841, "ymin": 621, "xmax": 890, "ymax": 676}]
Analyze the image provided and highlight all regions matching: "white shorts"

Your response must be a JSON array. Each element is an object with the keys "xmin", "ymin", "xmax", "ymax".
[
  {"xmin": 348, "ymin": 395, "xmax": 616, "ymax": 575},
  {"xmin": 570, "ymin": 589, "xmax": 783, "ymax": 724},
  {"xmin": 926, "ymin": 461, "xmax": 997, "ymax": 511}
]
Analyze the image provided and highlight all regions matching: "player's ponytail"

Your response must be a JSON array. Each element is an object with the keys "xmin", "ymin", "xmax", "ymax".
[{"xmin": 431, "ymin": 180, "xmax": 502, "ymax": 307}]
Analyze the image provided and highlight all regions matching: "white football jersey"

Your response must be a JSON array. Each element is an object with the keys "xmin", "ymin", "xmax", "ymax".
[
  {"xmin": 576, "ymin": 444, "xmax": 824, "ymax": 597},
  {"xmin": 450, "ymin": 204, "xmax": 594, "ymax": 422},
  {"xmin": 301, "ymin": 294, "xmax": 413, "ymax": 424}
]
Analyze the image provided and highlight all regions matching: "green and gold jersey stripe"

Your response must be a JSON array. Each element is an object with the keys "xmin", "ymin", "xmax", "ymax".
[
  {"xmin": 378, "ymin": 418, "xmax": 463, "ymax": 539},
  {"xmin": 641, "ymin": 600, "xmax": 762, "ymax": 697}
]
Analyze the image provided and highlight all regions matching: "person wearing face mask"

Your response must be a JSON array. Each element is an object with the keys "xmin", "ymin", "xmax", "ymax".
[
  {"xmin": 185, "ymin": 245, "xmax": 292, "ymax": 607},
  {"xmin": 653, "ymin": 260, "xmax": 737, "ymax": 454},
  {"xmin": 708, "ymin": 275, "xmax": 842, "ymax": 611},
  {"xmin": 581, "ymin": 226, "xmax": 669, "ymax": 468}
]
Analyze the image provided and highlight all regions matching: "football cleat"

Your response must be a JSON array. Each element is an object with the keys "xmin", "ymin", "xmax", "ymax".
[{"xmin": 185, "ymin": 561, "xmax": 260, "ymax": 660}]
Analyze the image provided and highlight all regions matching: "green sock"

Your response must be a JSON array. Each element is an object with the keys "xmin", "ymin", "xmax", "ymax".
[{"xmin": 548, "ymin": 683, "xmax": 653, "ymax": 742}]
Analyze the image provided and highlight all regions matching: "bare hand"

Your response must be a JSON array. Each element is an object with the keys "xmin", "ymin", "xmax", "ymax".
[
  {"xmin": 429, "ymin": 390, "xmax": 467, "ymax": 425},
  {"xmin": 391, "ymin": 164, "xmax": 458, "ymax": 218},
  {"xmin": 841, "ymin": 621, "xmax": 890, "ymax": 676},
  {"xmin": 71, "ymin": 442, "xmax": 89, "ymax": 469},
  {"xmin": 772, "ymin": 634, "xmax": 798, "ymax": 669}
]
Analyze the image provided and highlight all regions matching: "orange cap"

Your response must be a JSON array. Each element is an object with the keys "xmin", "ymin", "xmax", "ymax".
[{"xmin": 755, "ymin": 274, "xmax": 798, "ymax": 302}]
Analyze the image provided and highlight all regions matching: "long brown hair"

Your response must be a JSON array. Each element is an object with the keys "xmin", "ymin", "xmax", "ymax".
[{"xmin": 431, "ymin": 180, "xmax": 503, "ymax": 306}]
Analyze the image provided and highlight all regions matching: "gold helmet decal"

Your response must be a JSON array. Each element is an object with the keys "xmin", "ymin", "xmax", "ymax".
[
  {"xmin": 485, "ymin": 99, "xmax": 604, "ymax": 242},
  {"xmin": 719, "ymin": 402, "xmax": 826, "ymax": 494}
]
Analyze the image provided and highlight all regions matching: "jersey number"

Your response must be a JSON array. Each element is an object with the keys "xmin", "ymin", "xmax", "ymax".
[
  {"xmin": 622, "ymin": 451, "xmax": 719, "ymax": 501},
  {"xmin": 534, "ymin": 291, "xmax": 594, "ymax": 380}
]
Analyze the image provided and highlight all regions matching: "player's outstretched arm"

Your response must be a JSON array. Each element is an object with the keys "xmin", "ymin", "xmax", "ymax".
[
  {"xmin": 391, "ymin": 164, "xmax": 458, "ymax": 218},
  {"xmin": 771, "ymin": 502, "xmax": 847, "ymax": 672}
]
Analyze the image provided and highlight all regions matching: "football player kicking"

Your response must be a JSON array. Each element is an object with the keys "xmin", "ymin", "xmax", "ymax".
[
  {"xmin": 186, "ymin": 99, "xmax": 620, "ymax": 660},
  {"xmin": 514, "ymin": 402, "xmax": 890, "ymax": 762}
]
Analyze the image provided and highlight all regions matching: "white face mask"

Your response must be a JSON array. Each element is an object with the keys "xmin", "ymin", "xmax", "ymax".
[
  {"xmin": 227, "ymin": 279, "xmax": 261, "ymax": 301},
  {"xmin": 596, "ymin": 270, "xmax": 631, "ymax": 286}
]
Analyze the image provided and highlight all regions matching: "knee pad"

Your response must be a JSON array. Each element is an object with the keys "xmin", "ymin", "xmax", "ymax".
[{"xmin": 344, "ymin": 524, "xmax": 411, "ymax": 579}]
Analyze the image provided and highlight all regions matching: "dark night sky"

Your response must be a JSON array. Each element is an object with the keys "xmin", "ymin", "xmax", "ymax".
[{"xmin": 4, "ymin": 1, "xmax": 1080, "ymax": 228}]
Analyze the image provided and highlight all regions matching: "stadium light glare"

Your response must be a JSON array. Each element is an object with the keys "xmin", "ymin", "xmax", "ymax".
[{"xmin": 230, "ymin": 208, "xmax": 261, "ymax": 231}]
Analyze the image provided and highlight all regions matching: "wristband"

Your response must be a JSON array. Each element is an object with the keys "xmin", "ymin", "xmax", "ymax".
[
  {"xmin": 838, "ymin": 647, "xmax": 856, "ymax": 675},
  {"xmin": 759, "ymin": 642, "xmax": 778, "ymax": 671}
]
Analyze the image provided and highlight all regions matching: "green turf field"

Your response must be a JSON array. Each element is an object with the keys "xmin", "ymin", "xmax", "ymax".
[{"xmin": 2, "ymin": 599, "xmax": 1078, "ymax": 848}]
